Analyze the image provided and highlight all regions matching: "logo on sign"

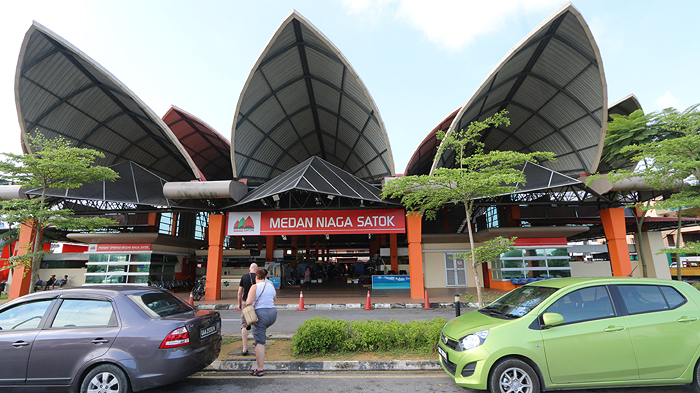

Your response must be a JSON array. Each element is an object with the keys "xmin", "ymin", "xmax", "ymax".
[
  {"xmin": 227, "ymin": 212, "xmax": 261, "ymax": 236},
  {"xmin": 232, "ymin": 216, "xmax": 255, "ymax": 232}
]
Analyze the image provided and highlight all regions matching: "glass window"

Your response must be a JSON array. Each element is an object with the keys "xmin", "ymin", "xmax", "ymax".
[
  {"xmin": 109, "ymin": 254, "xmax": 129, "ymax": 262},
  {"xmin": 0, "ymin": 300, "xmax": 52, "ymax": 331},
  {"xmin": 660, "ymin": 286, "xmax": 686, "ymax": 309},
  {"xmin": 104, "ymin": 275, "xmax": 127, "ymax": 284},
  {"xmin": 618, "ymin": 285, "xmax": 669, "ymax": 314},
  {"xmin": 502, "ymin": 249, "xmax": 523, "ymax": 258},
  {"xmin": 51, "ymin": 299, "xmax": 116, "ymax": 328},
  {"xmin": 128, "ymin": 291, "xmax": 193, "ymax": 318},
  {"xmin": 87, "ymin": 265, "xmax": 107, "ymax": 273},
  {"xmin": 107, "ymin": 265, "xmax": 127, "ymax": 273},
  {"xmin": 89, "ymin": 254, "xmax": 109, "ymax": 263},
  {"xmin": 546, "ymin": 286, "xmax": 614, "ymax": 324},
  {"xmin": 135, "ymin": 254, "xmax": 151, "ymax": 262},
  {"xmin": 85, "ymin": 276, "xmax": 105, "ymax": 284}
]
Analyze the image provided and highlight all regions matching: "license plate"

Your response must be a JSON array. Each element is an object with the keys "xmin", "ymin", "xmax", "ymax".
[
  {"xmin": 438, "ymin": 346, "xmax": 447, "ymax": 361},
  {"xmin": 200, "ymin": 325, "xmax": 217, "ymax": 339}
]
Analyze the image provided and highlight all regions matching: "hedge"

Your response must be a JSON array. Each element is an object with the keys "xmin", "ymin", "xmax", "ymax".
[{"xmin": 292, "ymin": 317, "xmax": 446, "ymax": 356}]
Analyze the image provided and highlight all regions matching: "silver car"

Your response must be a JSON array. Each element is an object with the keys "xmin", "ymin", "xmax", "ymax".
[{"xmin": 0, "ymin": 285, "xmax": 221, "ymax": 392}]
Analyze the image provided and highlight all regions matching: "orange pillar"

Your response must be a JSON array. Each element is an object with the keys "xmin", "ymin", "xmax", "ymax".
[
  {"xmin": 266, "ymin": 235, "xmax": 275, "ymax": 262},
  {"xmin": 390, "ymin": 233, "xmax": 398, "ymax": 272},
  {"xmin": 406, "ymin": 213, "xmax": 424, "ymax": 299},
  {"xmin": 148, "ymin": 212, "xmax": 159, "ymax": 233},
  {"xmin": 9, "ymin": 221, "xmax": 37, "ymax": 300},
  {"xmin": 205, "ymin": 214, "xmax": 225, "ymax": 300},
  {"xmin": 600, "ymin": 208, "xmax": 633, "ymax": 277}
]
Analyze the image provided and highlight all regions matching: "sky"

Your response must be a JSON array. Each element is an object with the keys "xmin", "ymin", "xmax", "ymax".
[{"xmin": 1, "ymin": 0, "xmax": 698, "ymax": 175}]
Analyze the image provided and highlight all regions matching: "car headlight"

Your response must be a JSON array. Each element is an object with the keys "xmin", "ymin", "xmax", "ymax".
[{"xmin": 458, "ymin": 329, "xmax": 489, "ymax": 351}]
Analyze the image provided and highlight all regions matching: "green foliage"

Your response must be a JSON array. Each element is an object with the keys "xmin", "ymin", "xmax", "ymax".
[
  {"xmin": 381, "ymin": 111, "xmax": 554, "ymax": 307},
  {"xmin": 292, "ymin": 317, "xmax": 351, "ymax": 355},
  {"xmin": 0, "ymin": 132, "xmax": 118, "ymax": 286},
  {"xmin": 292, "ymin": 317, "xmax": 447, "ymax": 356}
]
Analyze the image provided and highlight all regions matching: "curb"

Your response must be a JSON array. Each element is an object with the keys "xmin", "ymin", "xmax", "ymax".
[
  {"xmin": 207, "ymin": 359, "xmax": 441, "ymax": 372},
  {"xmin": 196, "ymin": 302, "xmax": 474, "ymax": 310}
]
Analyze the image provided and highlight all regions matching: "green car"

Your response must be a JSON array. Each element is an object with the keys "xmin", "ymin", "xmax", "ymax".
[{"xmin": 438, "ymin": 277, "xmax": 700, "ymax": 393}]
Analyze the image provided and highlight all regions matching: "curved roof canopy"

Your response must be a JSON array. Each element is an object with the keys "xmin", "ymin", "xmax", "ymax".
[
  {"xmin": 15, "ymin": 22, "xmax": 200, "ymax": 182},
  {"xmin": 432, "ymin": 3, "xmax": 607, "ymax": 177},
  {"xmin": 405, "ymin": 107, "xmax": 460, "ymax": 176},
  {"xmin": 163, "ymin": 106, "xmax": 232, "ymax": 181},
  {"xmin": 232, "ymin": 10, "xmax": 394, "ymax": 187}
]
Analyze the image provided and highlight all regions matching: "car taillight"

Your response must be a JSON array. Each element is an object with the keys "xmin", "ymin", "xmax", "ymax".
[{"xmin": 160, "ymin": 327, "xmax": 190, "ymax": 349}]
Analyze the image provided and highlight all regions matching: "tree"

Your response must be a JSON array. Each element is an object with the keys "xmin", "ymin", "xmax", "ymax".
[
  {"xmin": 596, "ymin": 104, "xmax": 700, "ymax": 280},
  {"xmin": 381, "ymin": 111, "xmax": 555, "ymax": 306},
  {"xmin": 0, "ymin": 133, "xmax": 119, "ymax": 292}
]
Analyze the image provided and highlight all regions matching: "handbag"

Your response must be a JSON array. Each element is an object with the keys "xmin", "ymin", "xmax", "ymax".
[{"xmin": 242, "ymin": 281, "xmax": 267, "ymax": 326}]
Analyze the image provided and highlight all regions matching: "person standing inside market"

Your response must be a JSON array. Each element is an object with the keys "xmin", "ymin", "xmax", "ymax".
[
  {"xmin": 238, "ymin": 263, "xmax": 258, "ymax": 355},
  {"xmin": 246, "ymin": 268, "xmax": 277, "ymax": 377}
]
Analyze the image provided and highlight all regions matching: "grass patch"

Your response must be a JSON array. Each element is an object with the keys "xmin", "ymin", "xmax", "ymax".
[{"xmin": 0, "ymin": 293, "xmax": 7, "ymax": 301}]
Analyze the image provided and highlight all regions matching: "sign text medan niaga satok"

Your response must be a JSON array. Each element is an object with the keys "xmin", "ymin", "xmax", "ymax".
[{"xmin": 226, "ymin": 209, "xmax": 406, "ymax": 236}]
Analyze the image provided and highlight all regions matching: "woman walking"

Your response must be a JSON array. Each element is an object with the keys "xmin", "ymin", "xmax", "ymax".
[{"xmin": 246, "ymin": 269, "xmax": 277, "ymax": 377}]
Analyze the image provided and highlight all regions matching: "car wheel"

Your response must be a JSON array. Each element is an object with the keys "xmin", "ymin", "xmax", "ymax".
[
  {"xmin": 81, "ymin": 364, "xmax": 131, "ymax": 393},
  {"xmin": 692, "ymin": 360, "xmax": 700, "ymax": 393},
  {"xmin": 488, "ymin": 358, "xmax": 540, "ymax": 393}
]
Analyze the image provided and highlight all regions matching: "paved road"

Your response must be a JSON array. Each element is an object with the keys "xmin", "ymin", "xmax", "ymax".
[
  {"xmin": 145, "ymin": 371, "xmax": 691, "ymax": 393},
  {"xmin": 219, "ymin": 308, "xmax": 461, "ymax": 335}
]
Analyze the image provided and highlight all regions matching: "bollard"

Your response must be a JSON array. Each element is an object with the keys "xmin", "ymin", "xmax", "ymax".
[{"xmin": 455, "ymin": 293, "xmax": 461, "ymax": 317}]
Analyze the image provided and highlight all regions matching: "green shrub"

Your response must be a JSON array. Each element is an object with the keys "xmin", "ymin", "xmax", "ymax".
[
  {"xmin": 292, "ymin": 317, "xmax": 350, "ymax": 355},
  {"xmin": 292, "ymin": 317, "xmax": 447, "ymax": 355}
]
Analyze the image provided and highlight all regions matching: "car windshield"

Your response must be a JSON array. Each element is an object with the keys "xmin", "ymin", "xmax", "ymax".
[
  {"xmin": 479, "ymin": 286, "xmax": 558, "ymax": 319},
  {"xmin": 128, "ymin": 291, "xmax": 194, "ymax": 318}
]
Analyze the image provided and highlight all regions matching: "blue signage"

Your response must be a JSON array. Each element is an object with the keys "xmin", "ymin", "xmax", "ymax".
[{"xmin": 372, "ymin": 275, "xmax": 410, "ymax": 289}]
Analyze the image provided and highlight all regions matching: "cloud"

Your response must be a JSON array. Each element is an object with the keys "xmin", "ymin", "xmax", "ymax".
[
  {"xmin": 340, "ymin": 0, "xmax": 561, "ymax": 52},
  {"xmin": 655, "ymin": 91, "xmax": 681, "ymax": 111}
]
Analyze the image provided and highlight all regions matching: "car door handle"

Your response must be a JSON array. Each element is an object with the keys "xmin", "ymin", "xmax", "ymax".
[
  {"xmin": 91, "ymin": 339, "xmax": 110, "ymax": 344},
  {"xmin": 678, "ymin": 316, "xmax": 698, "ymax": 323},
  {"xmin": 604, "ymin": 326, "xmax": 625, "ymax": 332},
  {"xmin": 12, "ymin": 341, "xmax": 30, "ymax": 347}
]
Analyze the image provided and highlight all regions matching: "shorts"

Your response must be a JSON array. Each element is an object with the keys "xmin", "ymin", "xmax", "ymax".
[{"xmin": 252, "ymin": 308, "xmax": 277, "ymax": 346}]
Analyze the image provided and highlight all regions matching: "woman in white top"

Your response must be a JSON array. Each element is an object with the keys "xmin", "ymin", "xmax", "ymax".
[{"xmin": 245, "ymin": 269, "xmax": 277, "ymax": 377}]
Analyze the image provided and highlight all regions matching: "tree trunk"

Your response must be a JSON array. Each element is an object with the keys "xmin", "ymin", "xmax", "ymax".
[
  {"xmin": 676, "ymin": 211, "xmax": 683, "ymax": 281},
  {"xmin": 464, "ymin": 202, "xmax": 482, "ymax": 307}
]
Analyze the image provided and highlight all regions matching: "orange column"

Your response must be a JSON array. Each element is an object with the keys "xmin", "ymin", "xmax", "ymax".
[
  {"xmin": 148, "ymin": 212, "xmax": 159, "ymax": 233},
  {"xmin": 600, "ymin": 208, "xmax": 633, "ymax": 277},
  {"xmin": 8, "ymin": 221, "xmax": 36, "ymax": 300},
  {"xmin": 205, "ymin": 214, "xmax": 225, "ymax": 300},
  {"xmin": 266, "ymin": 235, "xmax": 275, "ymax": 262},
  {"xmin": 390, "ymin": 233, "xmax": 398, "ymax": 272},
  {"xmin": 406, "ymin": 213, "xmax": 424, "ymax": 299}
]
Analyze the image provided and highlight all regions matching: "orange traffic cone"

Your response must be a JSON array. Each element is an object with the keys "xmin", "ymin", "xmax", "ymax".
[
  {"xmin": 363, "ymin": 290, "xmax": 373, "ymax": 310},
  {"xmin": 188, "ymin": 291, "xmax": 194, "ymax": 307},
  {"xmin": 296, "ymin": 291, "xmax": 307, "ymax": 311},
  {"xmin": 422, "ymin": 289, "xmax": 433, "ymax": 310}
]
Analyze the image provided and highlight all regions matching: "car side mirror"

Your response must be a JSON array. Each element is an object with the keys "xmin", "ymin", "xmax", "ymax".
[{"xmin": 542, "ymin": 312, "xmax": 564, "ymax": 328}]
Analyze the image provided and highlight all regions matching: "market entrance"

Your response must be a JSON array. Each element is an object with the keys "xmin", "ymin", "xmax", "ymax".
[{"xmin": 222, "ymin": 209, "xmax": 408, "ymax": 291}]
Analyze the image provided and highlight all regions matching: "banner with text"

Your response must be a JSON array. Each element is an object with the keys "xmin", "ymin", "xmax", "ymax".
[{"xmin": 227, "ymin": 209, "xmax": 406, "ymax": 236}]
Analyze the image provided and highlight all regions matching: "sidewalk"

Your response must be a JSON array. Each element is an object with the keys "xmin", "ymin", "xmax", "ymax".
[
  {"xmin": 183, "ymin": 281, "xmax": 506, "ymax": 310},
  {"xmin": 192, "ymin": 283, "xmax": 500, "ymax": 373}
]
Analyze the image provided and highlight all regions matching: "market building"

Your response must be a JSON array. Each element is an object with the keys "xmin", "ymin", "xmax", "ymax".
[{"xmin": 1, "ymin": 4, "xmax": 686, "ymax": 301}]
